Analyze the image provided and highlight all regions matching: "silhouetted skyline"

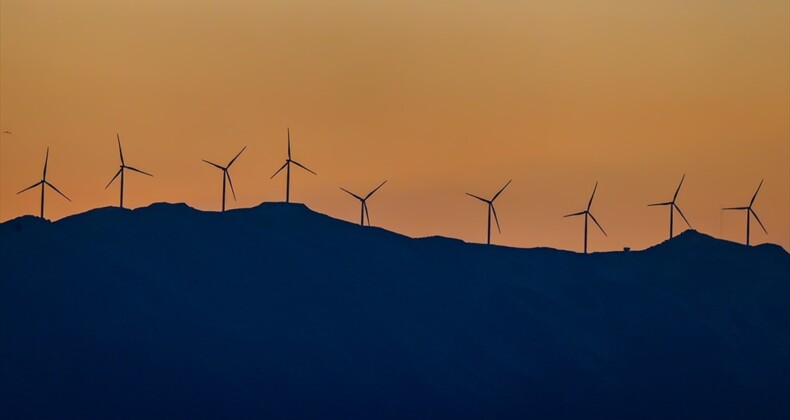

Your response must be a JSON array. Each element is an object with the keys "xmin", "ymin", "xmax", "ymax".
[
  {"xmin": 1, "ymin": 1, "xmax": 787, "ymax": 251},
  {"xmin": 5, "ymin": 139, "xmax": 786, "ymax": 252}
]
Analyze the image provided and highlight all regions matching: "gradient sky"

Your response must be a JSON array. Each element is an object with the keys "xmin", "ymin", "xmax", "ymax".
[{"xmin": 1, "ymin": 0, "xmax": 788, "ymax": 252}]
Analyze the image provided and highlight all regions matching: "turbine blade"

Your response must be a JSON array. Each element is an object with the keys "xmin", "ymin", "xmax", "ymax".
[
  {"xmin": 364, "ymin": 202, "xmax": 371, "ymax": 226},
  {"xmin": 17, "ymin": 181, "xmax": 42, "ymax": 195},
  {"xmin": 291, "ymin": 160, "xmax": 316, "ymax": 175},
  {"xmin": 105, "ymin": 168, "xmax": 122, "ymax": 189},
  {"xmin": 340, "ymin": 187, "xmax": 363, "ymax": 201},
  {"xmin": 722, "ymin": 206, "xmax": 748, "ymax": 211},
  {"xmin": 271, "ymin": 161, "xmax": 288, "ymax": 179},
  {"xmin": 117, "ymin": 134, "xmax": 124, "ymax": 165},
  {"xmin": 492, "ymin": 179, "xmax": 512, "ymax": 201},
  {"xmin": 125, "ymin": 166, "xmax": 153, "ymax": 177},
  {"xmin": 648, "ymin": 202, "xmax": 672, "ymax": 207},
  {"xmin": 466, "ymin": 193, "xmax": 489, "ymax": 203},
  {"xmin": 226, "ymin": 171, "xmax": 237, "ymax": 201},
  {"xmin": 589, "ymin": 213, "xmax": 607, "ymax": 237},
  {"xmin": 750, "ymin": 209, "xmax": 767, "ymax": 234},
  {"xmin": 43, "ymin": 147, "xmax": 49, "ymax": 179},
  {"xmin": 45, "ymin": 181, "xmax": 71, "ymax": 201},
  {"xmin": 750, "ymin": 179, "xmax": 764, "ymax": 206},
  {"xmin": 365, "ymin": 180, "xmax": 387, "ymax": 200},
  {"xmin": 202, "ymin": 159, "xmax": 224, "ymax": 170},
  {"xmin": 674, "ymin": 204, "xmax": 692, "ymax": 228},
  {"xmin": 587, "ymin": 181, "xmax": 598, "ymax": 211},
  {"xmin": 673, "ymin": 174, "xmax": 685, "ymax": 201},
  {"xmin": 227, "ymin": 146, "xmax": 246, "ymax": 168},
  {"xmin": 491, "ymin": 204, "xmax": 501, "ymax": 233},
  {"xmin": 287, "ymin": 128, "xmax": 291, "ymax": 160},
  {"xmin": 564, "ymin": 211, "xmax": 585, "ymax": 217}
]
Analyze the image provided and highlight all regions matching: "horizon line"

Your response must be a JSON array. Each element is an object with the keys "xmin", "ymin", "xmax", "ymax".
[{"xmin": 2, "ymin": 200, "xmax": 785, "ymax": 254}]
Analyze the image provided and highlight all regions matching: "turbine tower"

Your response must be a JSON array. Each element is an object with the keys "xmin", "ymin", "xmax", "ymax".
[
  {"xmin": 105, "ymin": 134, "xmax": 153, "ymax": 208},
  {"xmin": 723, "ymin": 180, "xmax": 767, "ymax": 246},
  {"xmin": 648, "ymin": 174, "xmax": 692, "ymax": 239},
  {"xmin": 271, "ymin": 128, "xmax": 316, "ymax": 203},
  {"xmin": 17, "ymin": 148, "xmax": 71, "ymax": 219},
  {"xmin": 203, "ymin": 146, "xmax": 246, "ymax": 212},
  {"xmin": 564, "ymin": 181, "xmax": 607, "ymax": 254},
  {"xmin": 340, "ymin": 181, "xmax": 387, "ymax": 226},
  {"xmin": 466, "ymin": 180, "xmax": 512, "ymax": 245}
]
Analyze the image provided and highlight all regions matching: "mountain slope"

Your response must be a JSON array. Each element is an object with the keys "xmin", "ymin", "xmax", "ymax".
[{"xmin": 1, "ymin": 202, "xmax": 789, "ymax": 419}]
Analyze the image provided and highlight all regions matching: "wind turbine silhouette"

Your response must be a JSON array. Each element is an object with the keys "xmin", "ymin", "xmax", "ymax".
[
  {"xmin": 564, "ymin": 181, "xmax": 607, "ymax": 254},
  {"xmin": 723, "ymin": 180, "xmax": 767, "ymax": 246},
  {"xmin": 203, "ymin": 146, "xmax": 246, "ymax": 212},
  {"xmin": 271, "ymin": 128, "xmax": 316, "ymax": 203},
  {"xmin": 17, "ymin": 148, "xmax": 71, "ymax": 219},
  {"xmin": 466, "ymin": 180, "xmax": 512, "ymax": 245},
  {"xmin": 105, "ymin": 134, "xmax": 153, "ymax": 208},
  {"xmin": 648, "ymin": 174, "xmax": 692, "ymax": 239},
  {"xmin": 340, "ymin": 181, "xmax": 387, "ymax": 226}
]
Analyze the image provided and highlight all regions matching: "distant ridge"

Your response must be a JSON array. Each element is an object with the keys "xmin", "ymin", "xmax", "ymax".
[
  {"xmin": 2, "ymin": 201, "xmax": 785, "ymax": 256},
  {"xmin": 644, "ymin": 228, "xmax": 787, "ymax": 256},
  {"xmin": 1, "ymin": 201, "xmax": 789, "ymax": 418}
]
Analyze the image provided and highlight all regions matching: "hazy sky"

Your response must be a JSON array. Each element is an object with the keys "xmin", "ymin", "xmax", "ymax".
[{"xmin": 1, "ymin": 0, "xmax": 788, "ymax": 251}]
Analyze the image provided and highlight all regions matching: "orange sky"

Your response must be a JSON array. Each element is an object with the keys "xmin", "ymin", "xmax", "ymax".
[{"xmin": 1, "ymin": 0, "xmax": 788, "ymax": 252}]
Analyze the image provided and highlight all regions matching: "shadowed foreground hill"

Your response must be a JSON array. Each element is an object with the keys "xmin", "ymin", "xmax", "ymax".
[{"xmin": 1, "ymin": 202, "xmax": 789, "ymax": 419}]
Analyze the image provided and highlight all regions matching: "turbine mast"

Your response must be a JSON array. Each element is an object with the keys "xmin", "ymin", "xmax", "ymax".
[
  {"xmin": 120, "ymin": 167, "xmax": 125, "ymax": 208},
  {"xmin": 746, "ymin": 210, "xmax": 751, "ymax": 246},
  {"xmin": 222, "ymin": 171, "xmax": 227, "ymax": 212},
  {"xmin": 584, "ymin": 213, "xmax": 588, "ymax": 254},
  {"xmin": 487, "ymin": 204, "xmax": 492, "ymax": 245},
  {"xmin": 40, "ymin": 181, "xmax": 45, "ymax": 219}
]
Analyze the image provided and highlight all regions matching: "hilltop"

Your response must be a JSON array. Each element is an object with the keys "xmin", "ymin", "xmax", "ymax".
[{"xmin": 1, "ymin": 202, "xmax": 789, "ymax": 419}]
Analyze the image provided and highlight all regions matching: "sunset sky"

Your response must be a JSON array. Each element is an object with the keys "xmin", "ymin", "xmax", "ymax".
[{"xmin": 1, "ymin": 0, "xmax": 788, "ymax": 251}]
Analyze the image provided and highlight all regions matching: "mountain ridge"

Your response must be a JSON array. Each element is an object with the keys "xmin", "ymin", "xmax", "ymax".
[
  {"xmin": 2, "ymin": 201, "xmax": 784, "ymax": 256},
  {"xmin": 1, "ymin": 201, "xmax": 789, "ymax": 419}
]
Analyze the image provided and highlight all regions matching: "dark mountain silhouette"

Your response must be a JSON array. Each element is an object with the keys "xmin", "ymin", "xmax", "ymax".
[{"xmin": 1, "ymin": 203, "xmax": 789, "ymax": 419}]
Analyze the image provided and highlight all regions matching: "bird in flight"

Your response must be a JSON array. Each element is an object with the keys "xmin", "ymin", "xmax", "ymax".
[{"xmin": 2, "ymin": 131, "xmax": 11, "ymax": 135}]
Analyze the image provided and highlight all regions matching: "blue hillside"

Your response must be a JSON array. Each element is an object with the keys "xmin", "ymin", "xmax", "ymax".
[{"xmin": 1, "ymin": 202, "xmax": 788, "ymax": 419}]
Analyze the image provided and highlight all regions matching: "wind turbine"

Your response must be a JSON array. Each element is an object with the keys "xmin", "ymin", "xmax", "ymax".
[
  {"xmin": 466, "ymin": 180, "xmax": 512, "ymax": 245},
  {"xmin": 202, "ymin": 146, "xmax": 246, "ymax": 212},
  {"xmin": 17, "ymin": 148, "xmax": 71, "ymax": 219},
  {"xmin": 723, "ymin": 180, "xmax": 767, "ymax": 246},
  {"xmin": 648, "ymin": 174, "xmax": 692, "ymax": 239},
  {"xmin": 340, "ymin": 181, "xmax": 387, "ymax": 226},
  {"xmin": 564, "ymin": 181, "xmax": 607, "ymax": 254},
  {"xmin": 271, "ymin": 128, "xmax": 316, "ymax": 203},
  {"xmin": 105, "ymin": 134, "xmax": 153, "ymax": 208}
]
